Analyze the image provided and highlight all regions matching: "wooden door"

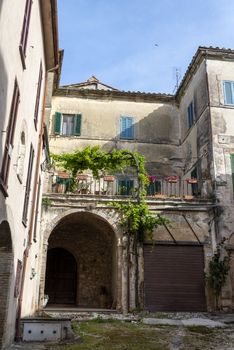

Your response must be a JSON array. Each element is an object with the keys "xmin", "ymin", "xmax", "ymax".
[{"xmin": 45, "ymin": 248, "xmax": 77, "ymax": 305}]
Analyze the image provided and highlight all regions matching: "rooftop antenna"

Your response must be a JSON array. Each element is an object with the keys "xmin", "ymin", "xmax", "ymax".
[{"xmin": 172, "ymin": 67, "xmax": 181, "ymax": 93}]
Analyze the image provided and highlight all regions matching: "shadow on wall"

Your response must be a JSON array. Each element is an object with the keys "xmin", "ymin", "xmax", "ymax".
[
  {"xmin": 0, "ymin": 1, "xmax": 3, "ymax": 17},
  {"xmin": 0, "ymin": 48, "xmax": 8, "ymax": 173},
  {"xmin": 103, "ymin": 105, "xmax": 183, "ymax": 176},
  {"xmin": 0, "ymin": 221, "xmax": 14, "ymax": 348}
]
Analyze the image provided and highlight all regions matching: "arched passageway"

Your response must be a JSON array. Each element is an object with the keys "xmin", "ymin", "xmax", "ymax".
[
  {"xmin": 0, "ymin": 221, "xmax": 13, "ymax": 347},
  {"xmin": 44, "ymin": 212, "xmax": 117, "ymax": 309},
  {"xmin": 45, "ymin": 248, "xmax": 77, "ymax": 305}
]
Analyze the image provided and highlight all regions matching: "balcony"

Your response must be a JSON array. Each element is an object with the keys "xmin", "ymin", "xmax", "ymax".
[{"xmin": 48, "ymin": 172, "xmax": 212, "ymax": 200}]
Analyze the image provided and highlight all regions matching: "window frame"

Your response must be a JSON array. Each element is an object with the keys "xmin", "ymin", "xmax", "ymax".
[
  {"xmin": 120, "ymin": 116, "xmax": 134, "ymax": 140},
  {"xmin": 22, "ymin": 144, "xmax": 34, "ymax": 226},
  {"xmin": 54, "ymin": 112, "xmax": 82, "ymax": 136},
  {"xmin": 223, "ymin": 81, "xmax": 234, "ymax": 106},
  {"xmin": 0, "ymin": 79, "xmax": 20, "ymax": 196},
  {"xmin": 33, "ymin": 176, "xmax": 41, "ymax": 242},
  {"xmin": 19, "ymin": 0, "xmax": 33, "ymax": 69},
  {"xmin": 118, "ymin": 179, "xmax": 134, "ymax": 195},
  {"xmin": 34, "ymin": 62, "xmax": 43, "ymax": 129},
  {"xmin": 187, "ymin": 101, "xmax": 194, "ymax": 129}
]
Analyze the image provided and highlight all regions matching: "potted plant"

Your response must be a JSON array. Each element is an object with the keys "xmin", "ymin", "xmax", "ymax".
[
  {"xmin": 103, "ymin": 175, "xmax": 115, "ymax": 182},
  {"xmin": 165, "ymin": 176, "xmax": 179, "ymax": 183},
  {"xmin": 186, "ymin": 178, "xmax": 198, "ymax": 184}
]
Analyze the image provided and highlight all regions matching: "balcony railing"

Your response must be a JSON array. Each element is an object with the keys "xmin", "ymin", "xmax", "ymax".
[{"xmin": 49, "ymin": 173, "xmax": 211, "ymax": 199}]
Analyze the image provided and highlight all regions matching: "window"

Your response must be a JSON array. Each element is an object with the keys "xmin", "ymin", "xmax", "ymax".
[
  {"xmin": 19, "ymin": 0, "xmax": 33, "ymax": 69},
  {"xmin": 34, "ymin": 62, "xmax": 43, "ymax": 128},
  {"xmin": 14, "ymin": 260, "xmax": 22, "ymax": 298},
  {"xmin": 231, "ymin": 154, "xmax": 234, "ymax": 192},
  {"xmin": 22, "ymin": 144, "xmax": 34, "ymax": 226},
  {"xmin": 120, "ymin": 116, "xmax": 134, "ymax": 139},
  {"xmin": 54, "ymin": 112, "xmax": 81, "ymax": 136},
  {"xmin": 191, "ymin": 167, "xmax": 198, "ymax": 196},
  {"xmin": 223, "ymin": 81, "xmax": 234, "ymax": 105},
  {"xmin": 16, "ymin": 131, "xmax": 26, "ymax": 183},
  {"xmin": 147, "ymin": 180, "xmax": 162, "ymax": 196},
  {"xmin": 187, "ymin": 102, "xmax": 194, "ymax": 129},
  {"xmin": 118, "ymin": 179, "xmax": 134, "ymax": 195},
  {"xmin": 0, "ymin": 80, "xmax": 20, "ymax": 196},
  {"xmin": 33, "ymin": 177, "xmax": 41, "ymax": 242}
]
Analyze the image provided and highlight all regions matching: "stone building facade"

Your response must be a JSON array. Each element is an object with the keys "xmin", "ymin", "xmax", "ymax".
[
  {"xmin": 40, "ymin": 47, "xmax": 234, "ymax": 314},
  {"xmin": 0, "ymin": 1, "xmax": 58, "ymax": 348}
]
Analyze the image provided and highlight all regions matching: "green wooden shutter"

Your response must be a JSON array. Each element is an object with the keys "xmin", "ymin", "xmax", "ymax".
[
  {"xmin": 54, "ymin": 112, "xmax": 62, "ymax": 134},
  {"xmin": 231, "ymin": 154, "xmax": 234, "ymax": 192},
  {"xmin": 74, "ymin": 114, "xmax": 81, "ymax": 135}
]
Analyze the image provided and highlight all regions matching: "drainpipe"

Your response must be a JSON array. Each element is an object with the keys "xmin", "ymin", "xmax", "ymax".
[{"xmin": 15, "ymin": 64, "xmax": 59, "ymax": 341}]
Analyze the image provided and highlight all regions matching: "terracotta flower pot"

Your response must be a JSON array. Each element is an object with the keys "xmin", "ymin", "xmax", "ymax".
[
  {"xmin": 77, "ymin": 174, "xmax": 88, "ymax": 180},
  {"xmin": 103, "ymin": 175, "xmax": 115, "ymax": 182}
]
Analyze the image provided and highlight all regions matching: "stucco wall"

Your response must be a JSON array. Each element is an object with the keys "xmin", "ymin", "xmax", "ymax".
[
  {"xmin": 0, "ymin": 0, "xmax": 49, "ymax": 346},
  {"xmin": 49, "ymin": 95, "xmax": 181, "ymax": 175}
]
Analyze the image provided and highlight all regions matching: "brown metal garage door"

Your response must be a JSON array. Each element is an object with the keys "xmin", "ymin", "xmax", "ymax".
[{"xmin": 144, "ymin": 244, "xmax": 206, "ymax": 312}]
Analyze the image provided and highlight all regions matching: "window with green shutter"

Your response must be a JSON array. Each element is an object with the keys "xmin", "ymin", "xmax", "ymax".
[
  {"xmin": 74, "ymin": 114, "xmax": 81, "ymax": 135},
  {"xmin": 54, "ymin": 112, "xmax": 62, "ymax": 134},
  {"xmin": 54, "ymin": 112, "xmax": 82, "ymax": 136}
]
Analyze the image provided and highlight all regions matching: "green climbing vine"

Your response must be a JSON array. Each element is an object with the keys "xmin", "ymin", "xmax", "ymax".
[
  {"xmin": 51, "ymin": 146, "xmax": 168, "ymax": 239},
  {"xmin": 206, "ymin": 239, "xmax": 230, "ymax": 309}
]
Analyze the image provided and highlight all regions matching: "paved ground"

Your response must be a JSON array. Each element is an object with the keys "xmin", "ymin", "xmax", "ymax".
[{"xmin": 5, "ymin": 312, "xmax": 234, "ymax": 350}]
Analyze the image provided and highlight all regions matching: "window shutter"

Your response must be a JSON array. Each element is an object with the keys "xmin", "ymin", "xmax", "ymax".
[
  {"xmin": 224, "ymin": 82, "xmax": 234, "ymax": 105},
  {"xmin": 22, "ymin": 144, "xmax": 34, "ymax": 226},
  {"xmin": 74, "ymin": 114, "xmax": 81, "ymax": 135},
  {"xmin": 193, "ymin": 96, "xmax": 197, "ymax": 119},
  {"xmin": 231, "ymin": 154, "xmax": 234, "ymax": 192},
  {"xmin": 187, "ymin": 102, "xmax": 194, "ymax": 129},
  {"xmin": 120, "ymin": 117, "xmax": 134, "ymax": 139},
  {"xmin": 14, "ymin": 260, "xmax": 22, "ymax": 298},
  {"xmin": 0, "ymin": 79, "xmax": 20, "ymax": 195},
  {"xmin": 33, "ymin": 177, "xmax": 41, "ymax": 242},
  {"xmin": 120, "ymin": 117, "xmax": 127, "ymax": 138},
  {"xmin": 54, "ymin": 112, "xmax": 62, "ymax": 134},
  {"xmin": 34, "ymin": 62, "xmax": 43, "ymax": 128}
]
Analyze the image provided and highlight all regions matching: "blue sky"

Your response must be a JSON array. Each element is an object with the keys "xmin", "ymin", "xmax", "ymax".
[{"xmin": 58, "ymin": 0, "xmax": 234, "ymax": 93}]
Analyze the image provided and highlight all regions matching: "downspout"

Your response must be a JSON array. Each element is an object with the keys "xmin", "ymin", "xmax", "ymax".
[{"xmin": 15, "ymin": 64, "xmax": 59, "ymax": 341}]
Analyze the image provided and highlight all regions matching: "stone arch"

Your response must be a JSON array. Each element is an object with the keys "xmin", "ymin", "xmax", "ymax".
[
  {"xmin": 40, "ymin": 209, "xmax": 124, "ymax": 310},
  {"xmin": 43, "ymin": 208, "xmax": 122, "ymax": 243},
  {"xmin": 0, "ymin": 220, "xmax": 13, "ymax": 348},
  {"xmin": 229, "ymin": 232, "xmax": 234, "ymax": 246}
]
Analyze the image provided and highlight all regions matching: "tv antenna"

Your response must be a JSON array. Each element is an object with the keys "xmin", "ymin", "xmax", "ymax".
[{"xmin": 172, "ymin": 67, "xmax": 181, "ymax": 93}]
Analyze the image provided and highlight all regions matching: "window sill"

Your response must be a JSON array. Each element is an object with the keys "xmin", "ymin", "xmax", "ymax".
[
  {"xmin": 119, "ymin": 138, "xmax": 135, "ymax": 141},
  {"xmin": 54, "ymin": 134, "xmax": 81, "ymax": 137},
  {"xmin": 19, "ymin": 45, "xmax": 26, "ymax": 70}
]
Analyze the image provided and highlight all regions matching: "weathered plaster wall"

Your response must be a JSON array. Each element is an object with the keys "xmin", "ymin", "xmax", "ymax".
[
  {"xmin": 0, "ymin": 0, "xmax": 50, "ymax": 346},
  {"xmin": 206, "ymin": 59, "xmax": 234, "ymax": 235},
  {"xmin": 49, "ymin": 95, "xmax": 182, "ymax": 176},
  {"xmin": 178, "ymin": 60, "xmax": 212, "ymax": 197}
]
